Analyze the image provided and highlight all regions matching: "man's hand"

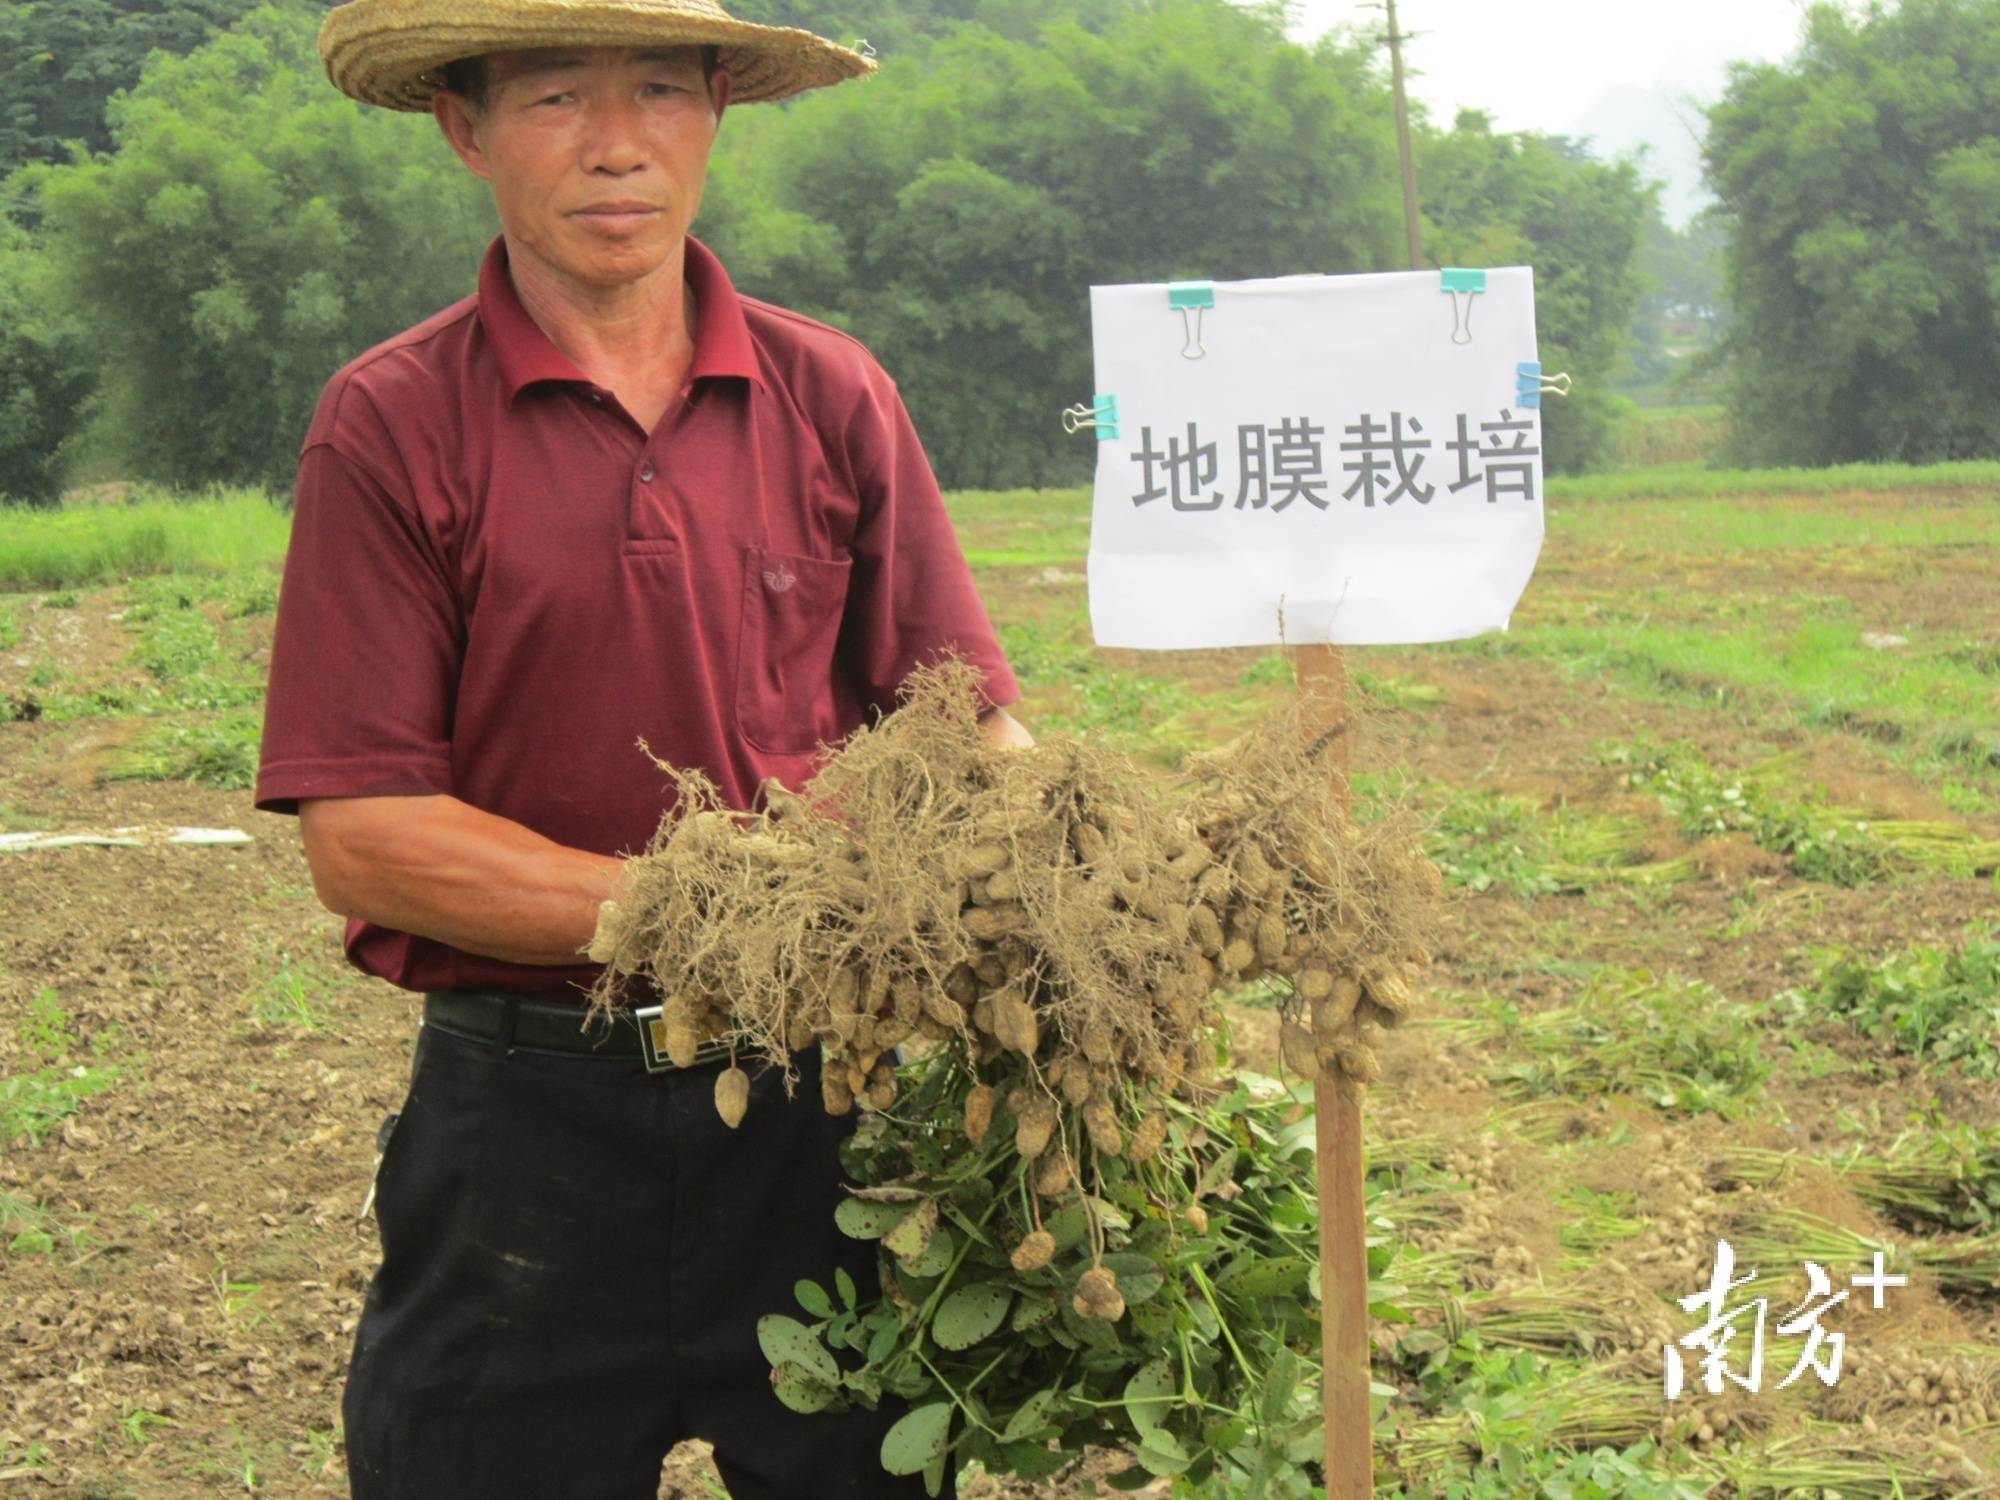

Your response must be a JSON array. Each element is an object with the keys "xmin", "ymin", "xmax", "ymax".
[
  {"xmin": 978, "ymin": 704, "xmax": 1035, "ymax": 750},
  {"xmin": 299, "ymin": 794, "xmax": 625, "ymax": 966}
]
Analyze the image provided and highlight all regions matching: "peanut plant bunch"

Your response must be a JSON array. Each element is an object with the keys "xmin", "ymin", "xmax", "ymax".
[{"xmin": 586, "ymin": 660, "xmax": 1441, "ymax": 1491}]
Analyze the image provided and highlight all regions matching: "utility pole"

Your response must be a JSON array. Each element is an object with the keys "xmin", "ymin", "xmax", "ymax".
[{"xmin": 1384, "ymin": 0, "xmax": 1424, "ymax": 271}]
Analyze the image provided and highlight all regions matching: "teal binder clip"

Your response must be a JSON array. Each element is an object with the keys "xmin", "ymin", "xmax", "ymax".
[
  {"xmin": 1441, "ymin": 268, "xmax": 1486, "ymax": 346},
  {"xmin": 1061, "ymin": 394, "xmax": 1120, "ymax": 441},
  {"xmin": 1168, "ymin": 281, "xmax": 1215, "ymax": 360}
]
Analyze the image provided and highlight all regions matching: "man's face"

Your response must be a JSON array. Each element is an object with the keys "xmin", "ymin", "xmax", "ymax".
[{"xmin": 434, "ymin": 45, "xmax": 730, "ymax": 289}]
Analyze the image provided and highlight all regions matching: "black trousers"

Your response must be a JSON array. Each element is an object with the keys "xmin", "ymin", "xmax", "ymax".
[{"xmin": 343, "ymin": 1021, "xmax": 945, "ymax": 1500}]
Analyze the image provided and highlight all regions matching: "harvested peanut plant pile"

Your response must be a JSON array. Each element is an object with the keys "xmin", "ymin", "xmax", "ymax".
[{"xmin": 589, "ymin": 662, "xmax": 1441, "ymax": 1492}]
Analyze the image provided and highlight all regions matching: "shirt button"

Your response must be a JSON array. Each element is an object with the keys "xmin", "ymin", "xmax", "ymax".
[{"xmin": 638, "ymin": 461, "xmax": 656, "ymax": 484}]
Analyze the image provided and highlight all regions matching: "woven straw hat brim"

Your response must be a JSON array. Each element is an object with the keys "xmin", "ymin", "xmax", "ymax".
[{"xmin": 319, "ymin": 0, "xmax": 875, "ymax": 111}]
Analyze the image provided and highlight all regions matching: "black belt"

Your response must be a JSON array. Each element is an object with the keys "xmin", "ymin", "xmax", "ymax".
[{"xmin": 421, "ymin": 990, "xmax": 734, "ymax": 1072}]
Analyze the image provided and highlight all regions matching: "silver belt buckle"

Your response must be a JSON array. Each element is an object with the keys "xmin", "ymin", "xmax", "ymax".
[{"xmin": 635, "ymin": 1005, "xmax": 673, "ymax": 1073}]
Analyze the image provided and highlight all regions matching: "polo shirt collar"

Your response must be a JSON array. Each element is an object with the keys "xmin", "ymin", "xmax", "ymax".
[{"xmin": 478, "ymin": 233, "xmax": 762, "ymax": 403}]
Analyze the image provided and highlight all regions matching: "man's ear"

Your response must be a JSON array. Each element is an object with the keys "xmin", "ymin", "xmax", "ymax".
[
  {"xmin": 432, "ymin": 89, "xmax": 494, "ymax": 181},
  {"xmin": 709, "ymin": 67, "xmax": 732, "ymax": 123}
]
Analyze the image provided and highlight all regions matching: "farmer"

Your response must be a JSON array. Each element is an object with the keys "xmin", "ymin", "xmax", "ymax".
[{"xmin": 255, "ymin": 2, "xmax": 1028, "ymax": 1495}]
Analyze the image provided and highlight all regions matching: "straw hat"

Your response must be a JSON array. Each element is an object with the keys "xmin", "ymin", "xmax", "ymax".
[{"xmin": 318, "ymin": 0, "xmax": 876, "ymax": 111}]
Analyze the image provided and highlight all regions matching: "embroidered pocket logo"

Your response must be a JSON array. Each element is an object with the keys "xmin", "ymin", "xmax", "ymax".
[{"xmin": 762, "ymin": 566, "xmax": 797, "ymax": 594}]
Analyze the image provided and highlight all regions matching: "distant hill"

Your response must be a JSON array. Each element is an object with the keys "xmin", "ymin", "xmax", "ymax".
[{"xmin": 1564, "ymin": 48, "xmax": 1749, "ymax": 226}]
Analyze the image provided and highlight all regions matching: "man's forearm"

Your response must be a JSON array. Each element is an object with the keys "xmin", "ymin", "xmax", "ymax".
[
  {"xmin": 299, "ymin": 794, "xmax": 624, "ymax": 966},
  {"xmin": 302, "ymin": 709, "xmax": 1027, "ymax": 964}
]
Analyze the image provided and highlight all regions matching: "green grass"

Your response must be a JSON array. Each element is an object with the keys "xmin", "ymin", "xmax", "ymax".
[
  {"xmin": 1427, "ymin": 969, "xmax": 1773, "ymax": 1119},
  {"xmin": 116, "ymin": 1410, "xmax": 175, "ymax": 1447},
  {"xmin": 131, "ymin": 608, "xmax": 222, "ymax": 682},
  {"xmin": 1610, "ymin": 741, "xmax": 1894, "ymax": 885},
  {"xmin": 943, "ymin": 487, "xmax": 1091, "ymax": 565},
  {"xmin": 1379, "ymin": 1331, "xmax": 1706, "ymax": 1498},
  {"xmin": 1, "ymin": 989, "xmax": 120, "ymax": 1147},
  {"xmin": 249, "ymin": 957, "xmax": 336, "ymax": 1030},
  {"xmin": 1606, "ymin": 739, "xmax": 2000, "ymax": 881},
  {"xmin": 123, "ymin": 569, "xmax": 279, "ymax": 622},
  {"xmin": 1422, "ymin": 784, "xmax": 1692, "ymax": 899},
  {"xmin": 1547, "ymin": 459, "xmax": 2000, "ymax": 504},
  {"xmin": 107, "ymin": 708, "xmax": 263, "ymax": 789},
  {"xmin": 0, "ymin": 1191, "xmax": 95, "ymax": 1258},
  {"xmin": 995, "ymin": 619, "xmax": 1203, "ymax": 761},
  {"xmin": 1553, "ymin": 496, "xmax": 2000, "ymax": 553},
  {"xmin": 0, "ymin": 487, "xmax": 291, "ymax": 590},
  {"xmin": 1496, "ymin": 615, "xmax": 2000, "ymax": 781}
]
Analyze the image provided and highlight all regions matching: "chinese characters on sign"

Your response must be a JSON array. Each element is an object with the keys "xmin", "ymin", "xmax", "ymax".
[
  {"xmin": 1085, "ymin": 267, "xmax": 1545, "ymax": 648},
  {"xmin": 1663, "ymin": 1238, "xmax": 1909, "ymax": 1397},
  {"xmin": 1127, "ymin": 410, "xmax": 1541, "ymax": 513}
]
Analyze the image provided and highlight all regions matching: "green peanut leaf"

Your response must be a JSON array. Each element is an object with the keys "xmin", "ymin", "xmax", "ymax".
[
  {"xmin": 883, "ymin": 1198, "xmax": 939, "ymax": 1262},
  {"xmin": 1000, "ymin": 1388, "xmax": 1062, "ymax": 1443},
  {"xmin": 932, "ymin": 1281, "xmax": 1012, "ymax": 1351},
  {"xmin": 998, "ymin": 1439, "xmax": 1071, "ymax": 1479},
  {"xmin": 771, "ymin": 1362, "xmax": 838, "ymax": 1414},
  {"xmin": 1010, "ymin": 1291, "xmax": 1057, "ymax": 1332},
  {"xmin": 1217, "ymin": 1253, "xmax": 1311, "ymax": 1298},
  {"xmin": 793, "ymin": 1279, "xmax": 833, "ymax": 1319},
  {"xmin": 756, "ymin": 1314, "xmax": 837, "ymax": 1385},
  {"xmin": 881, "ymin": 1401, "xmax": 953, "ymax": 1476},
  {"xmin": 836, "ymin": 1198, "xmax": 911, "ymax": 1240},
  {"xmin": 900, "ymin": 1224, "xmax": 955, "ymax": 1279},
  {"xmin": 1101, "ymin": 1252, "xmax": 1165, "ymax": 1304},
  {"xmin": 1123, "ymin": 1357, "xmax": 1176, "ymax": 1440},
  {"xmin": 1135, "ymin": 1428, "xmax": 1192, "ymax": 1477}
]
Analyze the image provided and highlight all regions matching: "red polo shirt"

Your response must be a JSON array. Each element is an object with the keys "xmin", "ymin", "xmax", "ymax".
[{"xmin": 256, "ymin": 234, "xmax": 1020, "ymax": 1001}]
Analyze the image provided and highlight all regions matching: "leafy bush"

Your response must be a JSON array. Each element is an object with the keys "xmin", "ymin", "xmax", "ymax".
[
  {"xmin": 20, "ymin": 5, "xmax": 497, "ymax": 490},
  {"xmin": 1706, "ymin": 0, "xmax": 2000, "ymax": 466},
  {"xmin": 0, "ymin": 222, "xmax": 91, "ymax": 506},
  {"xmin": 1784, "ymin": 926, "xmax": 2000, "ymax": 1077}
]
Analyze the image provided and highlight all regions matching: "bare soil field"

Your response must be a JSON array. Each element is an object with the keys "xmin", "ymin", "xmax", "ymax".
[{"xmin": 3, "ymin": 483, "xmax": 1999, "ymax": 1496}]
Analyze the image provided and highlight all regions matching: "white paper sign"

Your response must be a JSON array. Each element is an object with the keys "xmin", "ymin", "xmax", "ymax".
[{"xmin": 1085, "ymin": 269, "xmax": 1545, "ymax": 649}]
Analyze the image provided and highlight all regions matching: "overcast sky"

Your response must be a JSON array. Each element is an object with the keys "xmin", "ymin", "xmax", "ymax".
[{"xmin": 1285, "ymin": 0, "xmax": 1813, "ymax": 136}]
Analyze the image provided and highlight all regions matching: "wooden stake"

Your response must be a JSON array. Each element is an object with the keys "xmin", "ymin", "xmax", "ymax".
[{"xmin": 1297, "ymin": 643, "xmax": 1371, "ymax": 1498}]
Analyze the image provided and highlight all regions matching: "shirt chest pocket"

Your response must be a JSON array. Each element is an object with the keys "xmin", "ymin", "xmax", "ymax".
[{"xmin": 734, "ymin": 546, "xmax": 855, "ymax": 756}]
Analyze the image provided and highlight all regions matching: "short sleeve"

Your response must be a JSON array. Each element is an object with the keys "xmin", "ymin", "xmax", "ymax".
[
  {"xmin": 837, "ymin": 378, "xmax": 1022, "ymax": 717},
  {"xmin": 255, "ymin": 441, "xmax": 465, "ymax": 816}
]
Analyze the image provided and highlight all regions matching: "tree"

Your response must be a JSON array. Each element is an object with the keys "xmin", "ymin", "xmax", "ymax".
[
  {"xmin": 0, "ymin": 0, "xmax": 340, "ymax": 176},
  {"xmin": 1705, "ymin": 0, "xmax": 2000, "ymax": 465},
  {"xmin": 0, "ymin": 219, "xmax": 91, "ymax": 505},
  {"xmin": 22, "ymin": 4, "xmax": 497, "ymax": 491},
  {"xmin": 701, "ymin": 1, "xmax": 1402, "ymax": 487},
  {"xmin": 724, "ymin": 0, "xmax": 1147, "ymax": 55},
  {"xmin": 1416, "ymin": 110, "xmax": 1659, "ymax": 472}
]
